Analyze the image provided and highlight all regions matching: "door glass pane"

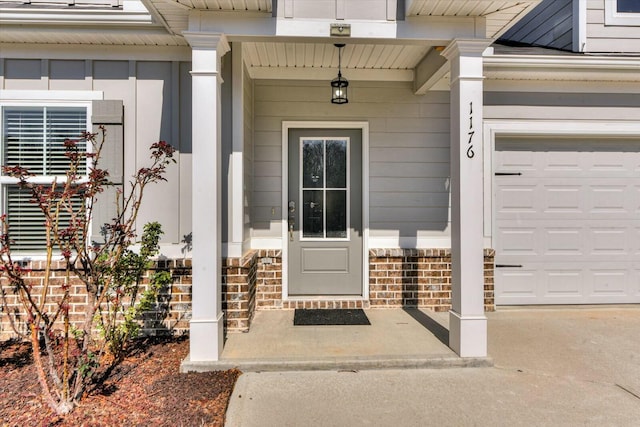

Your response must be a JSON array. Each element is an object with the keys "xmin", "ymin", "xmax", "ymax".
[
  {"xmin": 303, "ymin": 190, "xmax": 323, "ymax": 238},
  {"xmin": 326, "ymin": 190, "xmax": 347, "ymax": 238},
  {"xmin": 326, "ymin": 140, "xmax": 347, "ymax": 188},
  {"xmin": 303, "ymin": 140, "xmax": 324, "ymax": 188}
]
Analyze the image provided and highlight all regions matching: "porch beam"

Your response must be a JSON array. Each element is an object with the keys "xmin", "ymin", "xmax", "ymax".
[
  {"xmin": 183, "ymin": 31, "xmax": 230, "ymax": 362},
  {"xmin": 413, "ymin": 47, "xmax": 449, "ymax": 95},
  {"xmin": 189, "ymin": 10, "xmax": 478, "ymax": 42},
  {"xmin": 441, "ymin": 38, "xmax": 491, "ymax": 358}
]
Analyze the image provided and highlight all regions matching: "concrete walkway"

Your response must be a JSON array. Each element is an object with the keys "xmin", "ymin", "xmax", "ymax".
[{"xmin": 225, "ymin": 307, "xmax": 640, "ymax": 426}]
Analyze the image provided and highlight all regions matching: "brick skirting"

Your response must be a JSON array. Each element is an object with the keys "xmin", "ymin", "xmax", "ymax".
[
  {"xmin": 1, "ymin": 248, "xmax": 495, "ymax": 339},
  {"xmin": 0, "ymin": 259, "xmax": 192, "ymax": 340},
  {"xmin": 368, "ymin": 248, "xmax": 495, "ymax": 312}
]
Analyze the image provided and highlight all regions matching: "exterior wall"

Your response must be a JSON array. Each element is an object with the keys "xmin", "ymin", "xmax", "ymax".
[
  {"xmin": 369, "ymin": 249, "xmax": 495, "ymax": 312},
  {"xmin": 586, "ymin": 0, "xmax": 640, "ymax": 52},
  {"xmin": 1, "ymin": 249, "xmax": 494, "ymax": 338},
  {"xmin": 222, "ymin": 251, "xmax": 257, "ymax": 332},
  {"xmin": 0, "ymin": 57, "xmax": 193, "ymax": 250},
  {"xmin": 231, "ymin": 249, "xmax": 495, "ymax": 315},
  {"xmin": 499, "ymin": 0, "xmax": 573, "ymax": 51},
  {"xmin": 484, "ymin": 89, "xmax": 640, "ymax": 119},
  {"xmin": 275, "ymin": 0, "xmax": 398, "ymax": 21},
  {"xmin": 252, "ymin": 80, "xmax": 451, "ymax": 248},
  {"xmin": 243, "ymin": 63, "xmax": 255, "ymax": 248},
  {"xmin": 0, "ymin": 259, "xmax": 192, "ymax": 340}
]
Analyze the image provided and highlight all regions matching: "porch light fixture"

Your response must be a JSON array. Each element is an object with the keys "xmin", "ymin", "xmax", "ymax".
[{"xmin": 331, "ymin": 43, "xmax": 349, "ymax": 104}]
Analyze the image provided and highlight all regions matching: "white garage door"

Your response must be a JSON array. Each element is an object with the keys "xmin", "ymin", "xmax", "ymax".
[{"xmin": 494, "ymin": 137, "xmax": 640, "ymax": 305}]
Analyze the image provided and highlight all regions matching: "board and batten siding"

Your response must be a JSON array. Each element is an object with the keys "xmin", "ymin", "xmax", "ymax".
[
  {"xmin": 500, "ymin": 0, "xmax": 574, "ymax": 51},
  {"xmin": 586, "ymin": 0, "xmax": 640, "ymax": 52},
  {"xmin": 1, "ymin": 58, "xmax": 192, "ymax": 247},
  {"xmin": 251, "ymin": 80, "xmax": 451, "ymax": 247}
]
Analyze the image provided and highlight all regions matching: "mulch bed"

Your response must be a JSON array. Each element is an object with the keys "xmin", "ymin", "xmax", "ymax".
[{"xmin": 0, "ymin": 336, "xmax": 241, "ymax": 426}]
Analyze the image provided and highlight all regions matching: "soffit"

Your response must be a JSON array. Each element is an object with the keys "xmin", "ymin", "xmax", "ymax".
[
  {"xmin": 243, "ymin": 42, "xmax": 428, "ymax": 70},
  {"xmin": 406, "ymin": 0, "xmax": 539, "ymax": 38},
  {"xmin": 0, "ymin": 26, "xmax": 188, "ymax": 45},
  {"xmin": 167, "ymin": 0, "xmax": 271, "ymax": 11}
]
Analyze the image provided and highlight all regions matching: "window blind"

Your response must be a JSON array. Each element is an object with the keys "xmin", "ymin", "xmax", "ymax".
[
  {"xmin": 3, "ymin": 107, "xmax": 87, "ymax": 176},
  {"xmin": 2, "ymin": 106, "xmax": 87, "ymax": 252}
]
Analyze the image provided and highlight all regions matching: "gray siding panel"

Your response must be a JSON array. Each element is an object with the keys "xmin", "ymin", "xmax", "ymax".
[
  {"xmin": 178, "ymin": 62, "xmax": 193, "ymax": 246},
  {"xmin": 243, "ymin": 64, "xmax": 254, "ymax": 243},
  {"xmin": 485, "ymin": 92, "xmax": 640, "ymax": 108},
  {"xmin": 135, "ymin": 61, "xmax": 180, "ymax": 243},
  {"xmin": 2, "ymin": 58, "xmax": 192, "ymax": 247},
  {"xmin": 586, "ymin": 0, "xmax": 640, "ymax": 53},
  {"xmin": 500, "ymin": 0, "xmax": 574, "ymax": 51},
  {"xmin": 252, "ymin": 80, "xmax": 451, "ymax": 241}
]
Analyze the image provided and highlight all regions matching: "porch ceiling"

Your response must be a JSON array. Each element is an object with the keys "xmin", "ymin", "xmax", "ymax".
[{"xmin": 243, "ymin": 41, "xmax": 429, "ymax": 81}]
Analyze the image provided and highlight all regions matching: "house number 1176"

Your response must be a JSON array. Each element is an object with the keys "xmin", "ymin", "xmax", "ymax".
[{"xmin": 467, "ymin": 101, "xmax": 475, "ymax": 159}]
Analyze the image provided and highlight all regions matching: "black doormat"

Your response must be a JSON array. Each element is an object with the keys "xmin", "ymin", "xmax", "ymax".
[{"xmin": 293, "ymin": 309, "xmax": 371, "ymax": 326}]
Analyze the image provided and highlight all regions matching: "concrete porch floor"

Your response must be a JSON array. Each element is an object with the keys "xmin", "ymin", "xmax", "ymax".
[{"xmin": 181, "ymin": 308, "xmax": 492, "ymax": 372}]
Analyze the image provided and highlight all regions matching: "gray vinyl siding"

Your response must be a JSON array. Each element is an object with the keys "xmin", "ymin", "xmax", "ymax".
[
  {"xmin": 243, "ymin": 65, "xmax": 254, "ymax": 244},
  {"xmin": 1, "ymin": 58, "xmax": 192, "ymax": 246},
  {"xmin": 485, "ymin": 90, "xmax": 640, "ymax": 121},
  {"xmin": 500, "ymin": 0, "xmax": 573, "ymax": 51},
  {"xmin": 221, "ymin": 55, "xmax": 232, "ymax": 244},
  {"xmin": 251, "ymin": 80, "xmax": 451, "ymax": 242},
  {"xmin": 586, "ymin": 0, "xmax": 640, "ymax": 53}
]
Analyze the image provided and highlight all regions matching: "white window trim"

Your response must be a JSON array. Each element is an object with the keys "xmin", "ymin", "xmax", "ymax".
[
  {"xmin": 604, "ymin": 0, "xmax": 640, "ymax": 26},
  {"xmin": 0, "ymin": 90, "xmax": 103, "ymax": 258}
]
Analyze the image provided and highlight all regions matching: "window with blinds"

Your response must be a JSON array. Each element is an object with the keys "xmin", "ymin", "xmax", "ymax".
[{"xmin": 2, "ymin": 106, "xmax": 88, "ymax": 252}]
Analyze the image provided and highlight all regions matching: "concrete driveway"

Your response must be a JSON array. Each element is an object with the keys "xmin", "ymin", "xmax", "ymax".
[{"xmin": 225, "ymin": 307, "xmax": 640, "ymax": 426}]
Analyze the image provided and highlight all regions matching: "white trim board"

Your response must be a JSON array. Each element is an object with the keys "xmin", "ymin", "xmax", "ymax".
[{"xmin": 281, "ymin": 121, "xmax": 370, "ymax": 301}]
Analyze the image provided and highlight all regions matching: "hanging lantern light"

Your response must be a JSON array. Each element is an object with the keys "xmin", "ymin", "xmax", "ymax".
[{"xmin": 331, "ymin": 43, "xmax": 349, "ymax": 104}]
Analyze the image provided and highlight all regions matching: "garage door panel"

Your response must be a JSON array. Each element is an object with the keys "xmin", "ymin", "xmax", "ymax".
[
  {"xmin": 545, "ymin": 228, "xmax": 582, "ymax": 255},
  {"xmin": 498, "ymin": 222, "xmax": 637, "ymax": 261},
  {"xmin": 590, "ymin": 228, "xmax": 629, "ymax": 256},
  {"xmin": 545, "ymin": 186, "xmax": 582, "ymax": 212},
  {"xmin": 590, "ymin": 185, "xmax": 629, "ymax": 213},
  {"xmin": 497, "ymin": 227, "xmax": 537, "ymax": 256},
  {"xmin": 544, "ymin": 270, "xmax": 584, "ymax": 297},
  {"xmin": 496, "ymin": 185, "xmax": 537, "ymax": 212},
  {"xmin": 495, "ymin": 268, "xmax": 538, "ymax": 301},
  {"xmin": 591, "ymin": 269, "xmax": 628, "ymax": 296},
  {"xmin": 495, "ymin": 137, "xmax": 640, "ymax": 305}
]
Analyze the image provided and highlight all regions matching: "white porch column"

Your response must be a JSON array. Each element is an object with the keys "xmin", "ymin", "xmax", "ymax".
[
  {"xmin": 184, "ymin": 31, "xmax": 230, "ymax": 362},
  {"xmin": 441, "ymin": 39, "xmax": 490, "ymax": 358}
]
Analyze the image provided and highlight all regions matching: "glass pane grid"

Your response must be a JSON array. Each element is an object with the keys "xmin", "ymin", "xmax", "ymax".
[{"xmin": 300, "ymin": 137, "xmax": 349, "ymax": 240}]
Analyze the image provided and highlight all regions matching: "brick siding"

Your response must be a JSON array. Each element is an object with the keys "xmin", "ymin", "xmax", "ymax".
[
  {"xmin": 0, "ymin": 259, "xmax": 192, "ymax": 340},
  {"xmin": 1, "ymin": 248, "xmax": 495, "ymax": 339},
  {"xmin": 369, "ymin": 249, "xmax": 495, "ymax": 312}
]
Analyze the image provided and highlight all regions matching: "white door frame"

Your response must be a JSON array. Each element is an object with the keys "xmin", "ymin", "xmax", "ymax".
[{"xmin": 281, "ymin": 121, "xmax": 370, "ymax": 301}]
